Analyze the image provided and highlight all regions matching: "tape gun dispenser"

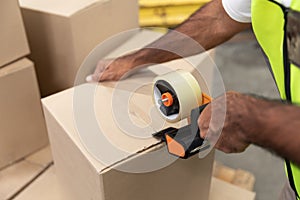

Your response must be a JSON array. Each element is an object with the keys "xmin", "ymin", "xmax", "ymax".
[{"xmin": 152, "ymin": 70, "xmax": 212, "ymax": 159}]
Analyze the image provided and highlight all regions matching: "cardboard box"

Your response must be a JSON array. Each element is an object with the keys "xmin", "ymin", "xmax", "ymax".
[
  {"xmin": 0, "ymin": 0, "xmax": 30, "ymax": 68},
  {"xmin": 19, "ymin": 0, "xmax": 139, "ymax": 96},
  {"xmin": 42, "ymin": 82, "xmax": 214, "ymax": 200},
  {"xmin": 42, "ymin": 30, "xmax": 218, "ymax": 200},
  {"xmin": 0, "ymin": 58, "xmax": 48, "ymax": 169}
]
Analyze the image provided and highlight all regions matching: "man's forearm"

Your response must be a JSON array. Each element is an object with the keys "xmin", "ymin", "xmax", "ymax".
[
  {"xmin": 91, "ymin": 0, "xmax": 251, "ymax": 81},
  {"xmin": 132, "ymin": 0, "xmax": 251, "ymax": 66},
  {"xmin": 199, "ymin": 92, "xmax": 300, "ymax": 166},
  {"xmin": 250, "ymin": 99, "xmax": 300, "ymax": 165}
]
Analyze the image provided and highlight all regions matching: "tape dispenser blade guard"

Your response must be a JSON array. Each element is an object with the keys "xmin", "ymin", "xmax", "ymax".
[{"xmin": 153, "ymin": 104, "xmax": 210, "ymax": 159}]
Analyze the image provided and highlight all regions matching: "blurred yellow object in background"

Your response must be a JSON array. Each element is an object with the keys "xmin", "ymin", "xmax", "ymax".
[{"xmin": 139, "ymin": 0, "xmax": 210, "ymax": 27}]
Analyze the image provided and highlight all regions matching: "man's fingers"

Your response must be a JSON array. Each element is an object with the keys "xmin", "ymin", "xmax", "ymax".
[
  {"xmin": 86, "ymin": 69, "xmax": 119, "ymax": 83},
  {"xmin": 98, "ymin": 71, "xmax": 111, "ymax": 82},
  {"xmin": 86, "ymin": 72, "xmax": 101, "ymax": 82},
  {"xmin": 86, "ymin": 61, "xmax": 111, "ymax": 82},
  {"xmin": 85, "ymin": 75, "xmax": 94, "ymax": 83},
  {"xmin": 198, "ymin": 105, "xmax": 211, "ymax": 139},
  {"xmin": 86, "ymin": 57, "xmax": 136, "ymax": 82},
  {"xmin": 199, "ymin": 124, "xmax": 208, "ymax": 139}
]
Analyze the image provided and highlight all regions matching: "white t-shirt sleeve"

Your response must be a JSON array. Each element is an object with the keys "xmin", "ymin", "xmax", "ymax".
[{"xmin": 222, "ymin": 0, "xmax": 252, "ymax": 23}]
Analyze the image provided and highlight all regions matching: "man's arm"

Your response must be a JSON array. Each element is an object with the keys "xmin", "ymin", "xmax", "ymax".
[
  {"xmin": 89, "ymin": 0, "xmax": 251, "ymax": 82},
  {"xmin": 199, "ymin": 92, "xmax": 300, "ymax": 166}
]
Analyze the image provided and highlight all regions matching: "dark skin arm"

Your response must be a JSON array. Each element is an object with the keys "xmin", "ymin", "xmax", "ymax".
[
  {"xmin": 89, "ymin": 0, "xmax": 300, "ymax": 165},
  {"xmin": 199, "ymin": 91, "xmax": 300, "ymax": 166},
  {"xmin": 88, "ymin": 0, "xmax": 250, "ymax": 81}
]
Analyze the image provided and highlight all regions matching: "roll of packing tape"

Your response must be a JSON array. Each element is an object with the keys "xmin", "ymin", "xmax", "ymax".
[{"xmin": 153, "ymin": 70, "xmax": 202, "ymax": 122}]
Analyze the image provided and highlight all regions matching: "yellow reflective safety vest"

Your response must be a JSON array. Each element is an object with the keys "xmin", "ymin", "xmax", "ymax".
[{"xmin": 252, "ymin": 0, "xmax": 300, "ymax": 198}]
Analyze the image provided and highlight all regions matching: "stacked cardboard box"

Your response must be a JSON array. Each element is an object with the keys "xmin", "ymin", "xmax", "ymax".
[
  {"xmin": 43, "ymin": 84, "xmax": 214, "ymax": 200},
  {"xmin": 19, "ymin": 0, "xmax": 139, "ymax": 97},
  {"xmin": 0, "ymin": 0, "xmax": 48, "ymax": 169}
]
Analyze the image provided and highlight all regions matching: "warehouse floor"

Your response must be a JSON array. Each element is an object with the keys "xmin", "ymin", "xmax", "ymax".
[{"xmin": 214, "ymin": 30, "xmax": 285, "ymax": 200}]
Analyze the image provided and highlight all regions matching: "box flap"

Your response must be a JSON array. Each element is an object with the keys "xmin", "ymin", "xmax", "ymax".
[{"xmin": 19, "ymin": 0, "xmax": 109, "ymax": 17}]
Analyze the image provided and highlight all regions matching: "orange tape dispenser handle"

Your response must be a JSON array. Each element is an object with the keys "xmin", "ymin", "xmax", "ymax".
[{"xmin": 153, "ymin": 103, "xmax": 211, "ymax": 159}]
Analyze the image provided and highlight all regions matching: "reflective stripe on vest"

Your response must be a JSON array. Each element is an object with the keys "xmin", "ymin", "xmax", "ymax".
[{"xmin": 252, "ymin": 0, "xmax": 300, "ymax": 199}]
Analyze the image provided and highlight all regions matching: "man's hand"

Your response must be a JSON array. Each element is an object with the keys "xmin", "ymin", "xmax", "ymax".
[
  {"xmin": 86, "ymin": 55, "xmax": 137, "ymax": 82},
  {"xmin": 198, "ymin": 91, "xmax": 300, "ymax": 165},
  {"xmin": 198, "ymin": 91, "xmax": 261, "ymax": 153},
  {"xmin": 87, "ymin": 0, "xmax": 250, "ymax": 82}
]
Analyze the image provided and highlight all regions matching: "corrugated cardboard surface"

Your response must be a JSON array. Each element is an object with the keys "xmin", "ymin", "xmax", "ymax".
[
  {"xmin": 0, "ymin": 58, "xmax": 48, "ymax": 169},
  {"xmin": 20, "ymin": 0, "xmax": 139, "ymax": 96},
  {"xmin": 0, "ymin": 0, "xmax": 30, "ymax": 68}
]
